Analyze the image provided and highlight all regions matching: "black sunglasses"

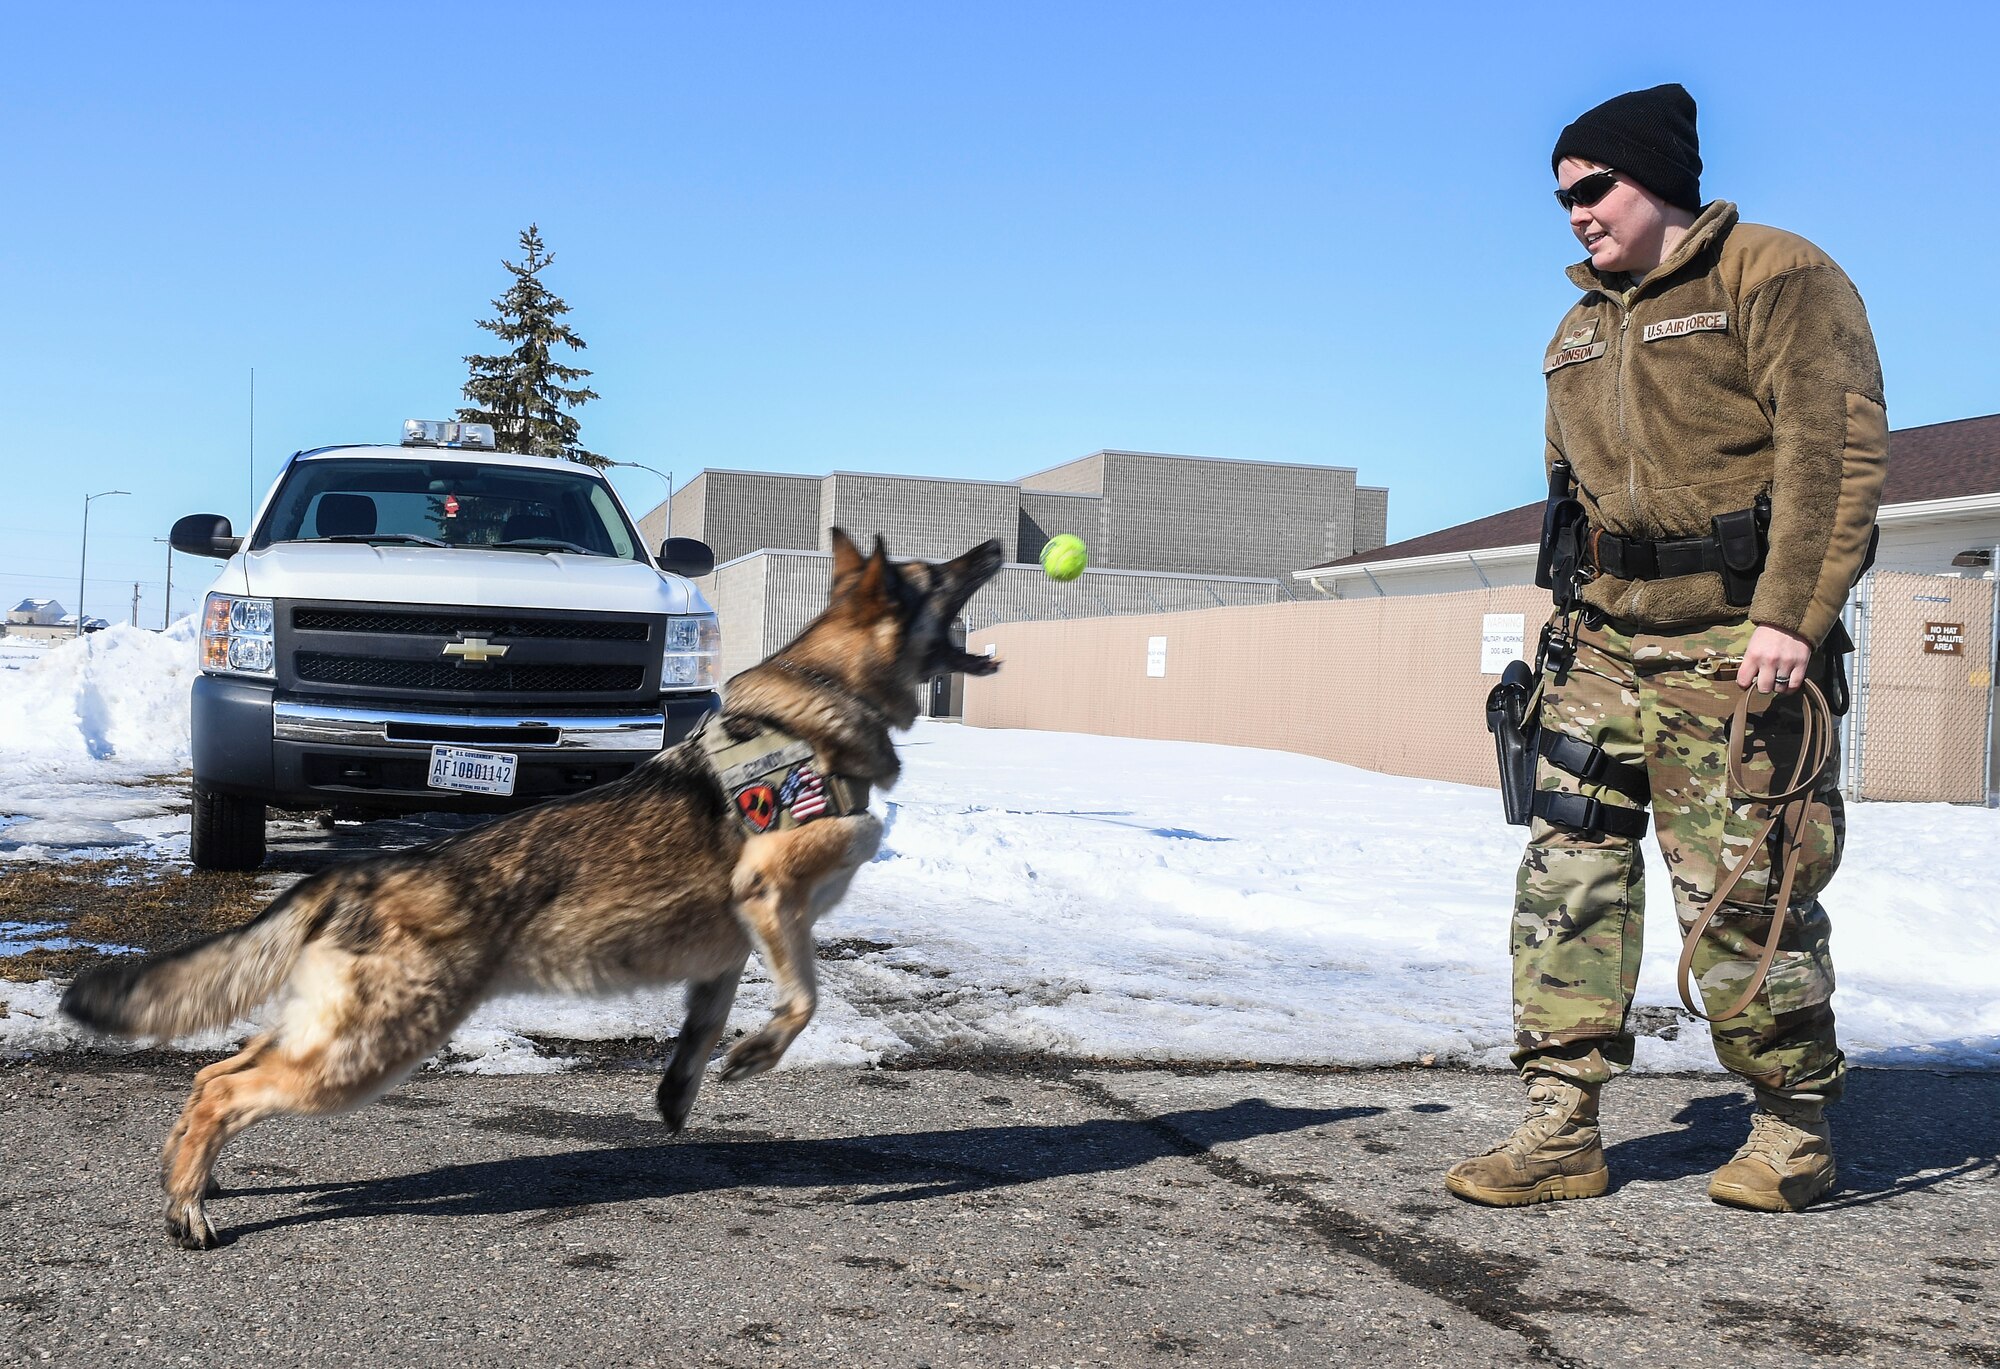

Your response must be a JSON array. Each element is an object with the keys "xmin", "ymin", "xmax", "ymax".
[{"xmin": 1554, "ymin": 169, "xmax": 1620, "ymax": 211}]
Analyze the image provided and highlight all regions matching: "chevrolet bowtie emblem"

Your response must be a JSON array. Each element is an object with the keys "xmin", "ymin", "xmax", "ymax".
[{"xmin": 443, "ymin": 636, "xmax": 509, "ymax": 664}]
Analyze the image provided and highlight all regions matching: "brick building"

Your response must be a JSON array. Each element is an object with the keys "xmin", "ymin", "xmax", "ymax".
[{"xmin": 637, "ymin": 450, "xmax": 1387, "ymax": 703}]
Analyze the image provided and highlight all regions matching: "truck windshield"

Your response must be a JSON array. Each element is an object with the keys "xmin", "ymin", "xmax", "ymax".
[{"xmin": 251, "ymin": 457, "xmax": 643, "ymax": 560}]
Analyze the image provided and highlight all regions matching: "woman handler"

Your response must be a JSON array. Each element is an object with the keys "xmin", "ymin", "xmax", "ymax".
[{"xmin": 1446, "ymin": 84, "xmax": 1886, "ymax": 1213}]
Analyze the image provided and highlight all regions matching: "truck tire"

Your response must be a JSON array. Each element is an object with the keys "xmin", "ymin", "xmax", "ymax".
[{"xmin": 190, "ymin": 781, "xmax": 267, "ymax": 871}]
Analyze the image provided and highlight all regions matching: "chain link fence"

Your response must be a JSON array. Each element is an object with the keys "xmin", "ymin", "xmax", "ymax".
[{"xmin": 1845, "ymin": 567, "xmax": 1999, "ymax": 804}]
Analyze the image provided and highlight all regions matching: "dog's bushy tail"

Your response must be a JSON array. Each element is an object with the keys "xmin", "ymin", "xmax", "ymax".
[{"xmin": 60, "ymin": 877, "xmax": 333, "ymax": 1040}]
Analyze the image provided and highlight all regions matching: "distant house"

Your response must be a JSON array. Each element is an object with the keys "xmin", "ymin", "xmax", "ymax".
[
  {"xmin": 7, "ymin": 598, "xmax": 65, "ymax": 626},
  {"xmin": 1294, "ymin": 413, "xmax": 2000, "ymax": 597}
]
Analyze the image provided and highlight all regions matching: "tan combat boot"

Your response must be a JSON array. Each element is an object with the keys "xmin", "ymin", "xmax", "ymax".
[
  {"xmin": 1708, "ymin": 1095, "xmax": 1835, "ymax": 1212},
  {"xmin": 1444, "ymin": 1075, "xmax": 1610, "ymax": 1206}
]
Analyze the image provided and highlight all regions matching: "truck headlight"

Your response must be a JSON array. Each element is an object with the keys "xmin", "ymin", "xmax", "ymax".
[
  {"xmin": 201, "ymin": 594, "xmax": 276, "ymax": 677},
  {"xmin": 662, "ymin": 613, "xmax": 719, "ymax": 689}
]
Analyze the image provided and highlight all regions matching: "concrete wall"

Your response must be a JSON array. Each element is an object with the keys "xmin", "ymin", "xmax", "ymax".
[
  {"xmin": 1100, "ymin": 452, "xmax": 1363, "ymax": 578},
  {"xmin": 646, "ymin": 471, "xmax": 820, "ymax": 566},
  {"xmin": 1018, "ymin": 490, "xmax": 1104, "ymax": 565},
  {"xmin": 637, "ymin": 473, "xmax": 706, "ymax": 554},
  {"xmin": 700, "ymin": 554, "xmax": 771, "ymax": 685},
  {"xmin": 817, "ymin": 473, "xmax": 1021, "ymax": 563},
  {"xmin": 1018, "ymin": 453, "xmax": 1105, "ymax": 495},
  {"xmin": 1354, "ymin": 486, "xmax": 1390, "ymax": 555}
]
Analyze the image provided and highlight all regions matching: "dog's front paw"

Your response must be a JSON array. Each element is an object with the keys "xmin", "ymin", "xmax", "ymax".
[
  {"xmin": 655, "ymin": 1076, "xmax": 699, "ymax": 1134},
  {"xmin": 720, "ymin": 1033, "xmax": 785, "ymax": 1081}
]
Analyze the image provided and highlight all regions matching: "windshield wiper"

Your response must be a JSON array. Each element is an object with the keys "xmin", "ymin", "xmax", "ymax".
[
  {"xmin": 489, "ymin": 538, "xmax": 601, "ymax": 556},
  {"xmin": 309, "ymin": 533, "xmax": 450, "ymax": 548}
]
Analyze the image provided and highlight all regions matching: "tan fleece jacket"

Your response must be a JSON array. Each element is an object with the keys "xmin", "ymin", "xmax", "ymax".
[{"xmin": 1543, "ymin": 201, "xmax": 1887, "ymax": 645}]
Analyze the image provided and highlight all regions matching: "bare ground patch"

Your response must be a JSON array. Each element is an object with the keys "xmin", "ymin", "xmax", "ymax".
[{"xmin": 0, "ymin": 858, "xmax": 269, "ymax": 982}]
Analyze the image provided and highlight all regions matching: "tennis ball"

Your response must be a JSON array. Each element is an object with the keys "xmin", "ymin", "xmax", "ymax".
[{"xmin": 1040, "ymin": 533, "xmax": 1088, "ymax": 582}]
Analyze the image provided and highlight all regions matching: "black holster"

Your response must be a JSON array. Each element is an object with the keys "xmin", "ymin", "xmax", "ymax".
[
  {"xmin": 1710, "ymin": 493, "xmax": 1771, "ymax": 607},
  {"xmin": 1485, "ymin": 659, "xmax": 1539, "ymax": 826}
]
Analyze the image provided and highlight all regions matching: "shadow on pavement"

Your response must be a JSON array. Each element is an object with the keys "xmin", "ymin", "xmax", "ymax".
[
  {"xmin": 1817, "ymin": 1069, "xmax": 2000, "ymax": 1208},
  {"xmin": 1603, "ymin": 1069, "xmax": 2000, "ymax": 1206},
  {"xmin": 1603, "ymin": 1089, "xmax": 1750, "ymax": 1188},
  {"xmin": 218, "ymin": 1098, "xmax": 1379, "ymax": 1241}
]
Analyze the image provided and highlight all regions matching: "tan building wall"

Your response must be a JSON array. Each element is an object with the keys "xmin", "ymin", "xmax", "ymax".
[
  {"xmin": 967, "ymin": 576, "xmax": 1999, "ymax": 804},
  {"xmin": 966, "ymin": 586, "xmax": 1550, "ymax": 788}
]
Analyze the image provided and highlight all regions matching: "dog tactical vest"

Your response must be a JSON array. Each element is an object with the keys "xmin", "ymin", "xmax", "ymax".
[{"xmin": 698, "ymin": 718, "xmax": 871, "ymax": 836}]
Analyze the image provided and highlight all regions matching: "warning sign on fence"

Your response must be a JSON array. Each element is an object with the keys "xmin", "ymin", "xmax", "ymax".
[{"xmin": 1922, "ymin": 621, "xmax": 1966, "ymax": 654}]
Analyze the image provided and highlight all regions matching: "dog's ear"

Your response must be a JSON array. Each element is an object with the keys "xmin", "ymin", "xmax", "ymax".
[
  {"xmin": 858, "ymin": 534, "xmax": 890, "ymax": 598},
  {"xmin": 830, "ymin": 528, "xmax": 864, "ymax": 587}
]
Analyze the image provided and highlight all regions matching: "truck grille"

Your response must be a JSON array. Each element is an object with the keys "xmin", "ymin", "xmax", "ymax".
[
  {"xmin": 294, "ymin": 654, "xmax": 644, "ymax": 693},
  {"xmin": 292, "ymin": 608, "xmax": 649, "ymax": 641},
  {"xmin": 277, "ymin": 600, "xmax": 662, "ymax": 705}
]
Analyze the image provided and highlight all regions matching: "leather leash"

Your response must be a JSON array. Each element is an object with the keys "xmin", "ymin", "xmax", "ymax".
[{"xmin": 1675, "ymin": 678, "xmax": 1835, "ymax": 1023}]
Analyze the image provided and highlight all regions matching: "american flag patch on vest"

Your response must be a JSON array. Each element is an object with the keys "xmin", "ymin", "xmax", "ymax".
[{"xmin": 780, "ymin": 764, "xmax": 828, "ymax": 820}]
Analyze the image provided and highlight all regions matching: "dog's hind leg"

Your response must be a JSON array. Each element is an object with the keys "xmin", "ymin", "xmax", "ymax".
[
  {"xmin": 161, "ymin": 1047, "xmax": 301, "ymax": 1249},
  {"xmin": 161, "ymin": 1032, "xmax": 274, "ymax": 1201},
  {"xmin": 160, "ymin": 944, "xmax": 466, "ymax": 1249},
  {"xmin": 656, "ymin": 963, "xmax": 744, "ymax": 1133}
]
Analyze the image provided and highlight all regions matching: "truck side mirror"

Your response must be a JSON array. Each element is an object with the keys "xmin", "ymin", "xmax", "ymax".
[
  {"xmin": 657, "ymin": 537, "xmax": 715, "ymax": 579},
  {"xmin": 171, "ymin": 514, "xmax": 243, "ymax": 559}
]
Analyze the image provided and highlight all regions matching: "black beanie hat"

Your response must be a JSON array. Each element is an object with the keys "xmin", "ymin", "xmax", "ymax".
[{"xmin": 1551, "ymin": 83, "xmax": 1703, "ymax": 212}]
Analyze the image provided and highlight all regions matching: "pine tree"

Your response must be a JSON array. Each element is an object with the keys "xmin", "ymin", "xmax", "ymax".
[{"xmin": 458, "ymin": 224, "xmax": 604, "ymax": 467}]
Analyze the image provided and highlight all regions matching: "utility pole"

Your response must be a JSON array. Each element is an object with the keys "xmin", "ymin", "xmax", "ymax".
[
  {"xmin": 131, "ymin": 583, "xmax": 141, "ymax": 626},
  {"xmin": 153, "ymin": 536, "xmax": 174, "ymax": 628}
]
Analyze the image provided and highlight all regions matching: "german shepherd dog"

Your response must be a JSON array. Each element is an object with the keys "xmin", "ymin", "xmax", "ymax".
[{"xmin": 62, "ymin": 530, "xmax": 1003, "ymax": 1248}]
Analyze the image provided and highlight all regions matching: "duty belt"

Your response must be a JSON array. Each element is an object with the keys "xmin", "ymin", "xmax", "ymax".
[
  {"xmin": 1583, "ymin": 495, "xmax": 1769, "ymax": 608},
  {"xmin": 697, "ymin": 717, "xmax": 872, "ymax": 836},
  {"xmin": 1588, "ymin": 528, "xmax": 1731, "ymax": 582}
]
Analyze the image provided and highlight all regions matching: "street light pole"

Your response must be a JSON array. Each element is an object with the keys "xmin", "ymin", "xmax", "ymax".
[
  {"xmin": 79, "ymin": 489, "xmax": 130, "ymax": 636},
  {"xmin": 153, "ymin": 536, "xmax": 174, "ymax": 629}
]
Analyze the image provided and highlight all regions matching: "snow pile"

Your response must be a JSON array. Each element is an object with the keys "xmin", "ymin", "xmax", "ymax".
[
  {"xmin": 0, "ymin": 622, "xmax": 198, "ymax": 857},
  {"xmin": 0, "ymin": 620, "xmax": 198, "ymax": 770},
  {"xmin": 2, "ymin": 684, "xmax": 1996, "ymax": 1073}
]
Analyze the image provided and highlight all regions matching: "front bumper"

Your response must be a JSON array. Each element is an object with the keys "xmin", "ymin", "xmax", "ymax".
[{"xmin": 191, "ymin": 674, "xmax": 718, "ymax": 812}]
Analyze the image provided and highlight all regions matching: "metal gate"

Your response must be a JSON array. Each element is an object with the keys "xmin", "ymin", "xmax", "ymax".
[{"xmin": 1843, "ymin": 566, "xmax": 1999, "ymax": 804}]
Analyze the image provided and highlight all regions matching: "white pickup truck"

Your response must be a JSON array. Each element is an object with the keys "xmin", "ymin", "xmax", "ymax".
[{"xmin": 171, "ymin": 420, "xmax": 720, "ymax": 870}]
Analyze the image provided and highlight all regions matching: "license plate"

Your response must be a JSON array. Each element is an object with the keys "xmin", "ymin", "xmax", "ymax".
[{"xmin": 427, "ymin": 745, "xmax": 518, "ymax": 796}]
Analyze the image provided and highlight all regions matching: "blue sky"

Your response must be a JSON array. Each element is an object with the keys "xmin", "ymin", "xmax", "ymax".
[{"xmin": 4, "ymin": 1, "xmax": 1994, "ymax": 625}]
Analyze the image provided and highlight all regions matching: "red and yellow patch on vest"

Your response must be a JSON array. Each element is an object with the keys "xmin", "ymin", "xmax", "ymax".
[{"xmin": 1641, "ymin": 311, "xmax": 1728, "ymax": 342}]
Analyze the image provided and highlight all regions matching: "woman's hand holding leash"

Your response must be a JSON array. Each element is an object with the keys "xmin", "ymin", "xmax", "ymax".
[{"xmin": 1737, "ymin": 623, "xmax": 1812, "ymax": 694}]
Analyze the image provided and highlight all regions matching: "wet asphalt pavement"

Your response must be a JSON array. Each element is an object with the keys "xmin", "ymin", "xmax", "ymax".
[{"xmin": 4, "ymin": 1055, "xmax": 1996, "ymax": 1367}]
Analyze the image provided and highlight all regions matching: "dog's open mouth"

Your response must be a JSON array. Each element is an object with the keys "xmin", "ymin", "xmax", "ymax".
[{"xmin": 928, "ymin": 539, "xmax": 1005, "ymax": 676}]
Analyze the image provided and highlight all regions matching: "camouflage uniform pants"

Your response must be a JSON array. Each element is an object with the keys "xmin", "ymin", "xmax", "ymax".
[{"xmin": 1512, "ymin": 615, "xmax": 1845, "ymax": 1101}]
